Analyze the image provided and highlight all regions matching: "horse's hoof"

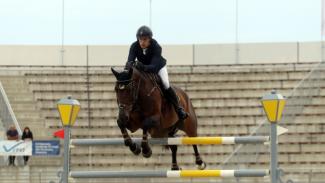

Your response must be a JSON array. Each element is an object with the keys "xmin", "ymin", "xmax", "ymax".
[
  {"xmin": 171, "ymin": 165, "xmax": 181, "ymax": 170},
  {"xmin": 129, "ymin": 143, "xmax": 141, "ymax": 155},
  {"xmin": 142, "ymin": 148, "xmax": 152, "ymax": 158},
  {"xmin": 124, "ymin": 138, "xmax": 132, "ymax": 146},
  {"xmin": 197, "ymin": 162, "xmax": 206, "ymax": 170}
]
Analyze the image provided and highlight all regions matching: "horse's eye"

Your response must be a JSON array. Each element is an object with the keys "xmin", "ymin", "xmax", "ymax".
[{"xmin": 119, "ymin": 84, "xmax": 125, "ymax": 90}]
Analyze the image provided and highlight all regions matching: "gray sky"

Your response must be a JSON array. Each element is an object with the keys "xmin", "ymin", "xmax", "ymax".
[{"xmin": 0, "ymin": 0, "xmax": 322, "ymax": 45}]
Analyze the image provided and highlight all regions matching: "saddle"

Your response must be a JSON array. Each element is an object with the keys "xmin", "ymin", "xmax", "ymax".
[{"xmin": 134, "ymin": 68, "xmax": 185, "ymax": 134}]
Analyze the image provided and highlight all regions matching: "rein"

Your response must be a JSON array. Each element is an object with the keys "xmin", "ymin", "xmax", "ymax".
[{"xmin": 115, "ymin": 69, "xmax": 161, "ymax": 112}]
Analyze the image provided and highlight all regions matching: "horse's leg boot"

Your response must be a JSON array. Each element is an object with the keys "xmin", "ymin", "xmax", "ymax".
[{"xmin": 165, "ymin": 87, "xmax": 188, "ymax": 120}]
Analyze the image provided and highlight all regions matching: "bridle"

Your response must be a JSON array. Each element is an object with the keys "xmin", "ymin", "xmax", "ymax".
[
  {"xmin": 115, "ymin": 78, "xmax": 141, "ymax": 112},
  {"xmin": 114, "ymin": 69, "xmax": 161, "ymax": 113}
]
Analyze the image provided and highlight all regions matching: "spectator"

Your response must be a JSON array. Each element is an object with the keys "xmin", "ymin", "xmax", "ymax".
[
  {"xmin": 6, "ymin": 125, "xmax": 18, "ymax": 166},
  {"xmin": 22, "ymin": 127, "xmax": 33, "ymax": 165}
]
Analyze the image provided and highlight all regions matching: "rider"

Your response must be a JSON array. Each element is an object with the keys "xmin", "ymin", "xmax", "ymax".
[{"xmin": 125, "ymin": 25, "xmax": 188, "ymax": 120}]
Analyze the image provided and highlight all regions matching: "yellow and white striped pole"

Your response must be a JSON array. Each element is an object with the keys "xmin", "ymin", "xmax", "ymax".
[
  {"xmin": 71, "ymin": 136, "xmax": 269, "ymax": 146},
  {"xmin": 70, "ymin": 169, "xmax": 270, "ymax": 178}
]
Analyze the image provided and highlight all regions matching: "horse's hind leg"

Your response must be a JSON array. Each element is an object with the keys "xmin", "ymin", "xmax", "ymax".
[
  {"xmin": 117, "ymin": 119, "xmax": 141, "ymax": 155},
  {"xmin": 169, "ymin": 145, "xmax": 181, "ymax": 170},
  {"xmin": 193, "ymin": 145, "xmax": 206, "ymax": 170},
  {"xmin": 183, "ymin": 120, "xmax": 206, "ymax": 169}
]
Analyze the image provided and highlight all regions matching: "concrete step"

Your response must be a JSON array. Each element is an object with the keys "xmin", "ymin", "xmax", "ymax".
[
  {"xmin": 46, "ymin": 123, "xmax": 325, "ymax": 140},
  {"xmin": 69, "ymin": 153, "xmax": 275, "ymax": 165},
  {"xmin": 10, "ymin": 103, "xmax": 38, "ymax": 110},
  {"xmin": 28, "ymin": 79, "xmax": 321, "ymax": 91},
  {"xmin": 6, "ymin": 95, "xmax": 35, "ymax": 102},
  {"xmin": 34, "ymin": 96, "xmax": 325, "ymax": 111},
  {"xmin": 191, "ymin": 62, "xmax": 317, "ymax": 73},
  {"xmin": 15, "ymin": 115, "xmax": 44, "ymax": 122},
  {"xmin": 13, "ymin": 108, "xmax": 44, "ymax": 115},
  {"xmin": 40, "ymin": 105, "xmax": 325, "ymax": 119},
  {"xmin": 44, "ymin": 114, "xmax": 325, "ymax": 134},
  {"xmin": 19, "ymin": 62, "xmax": 317, "ymax": 75},
  {"xmin": 70, "ymin": 143, "xmax": 324, "ymax": 156},
  {"xmin": 23, "ymin": 69, "xmax": 310, "ymax": 79},
  {"xmin": 28, "ymin": 156, "xmax": 62, "ymax": 166},
  {"xmin": 0, "ymin": 79, "xmax": 28, "ymax": 85},
  {"xmin": 44, "ymin": 114, "xmax": 325, "ymax": 130},
  {"xmin": 31, "ymin": 87, "xmax": 325, "ymax": 101},
  {"xmin": 0, "ymin": 166, "xmax": 30, "ymax": 183},
  {"xmin": 69, "ymin": 152, "xmax": 325, "ymax": 166},
  {"xmin": 29, "ymin": 166, "xmax": 61, "ymax": 183},
  {"xmin": 25, "ymin": 70, "xmax": 315, "ymax": 83}
]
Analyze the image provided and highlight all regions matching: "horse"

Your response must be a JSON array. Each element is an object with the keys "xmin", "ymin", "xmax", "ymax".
[{"xmin": 111, "ymin": 65, "xmax": 206, "ymax": 170}]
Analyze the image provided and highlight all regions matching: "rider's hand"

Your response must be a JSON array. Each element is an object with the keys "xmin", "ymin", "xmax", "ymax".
[
  {"xmin": 125, "ymin": 61, "xmax": 134, "ymax": 70},
  {"xmin": 135, "ymin": 61, "xmax": 145, "ymax": 71}
]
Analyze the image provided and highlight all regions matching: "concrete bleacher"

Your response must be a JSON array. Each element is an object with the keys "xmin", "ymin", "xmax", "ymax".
[{"xmin": 0, "ymin": 62, "xmax": 324, "ymax": 182}]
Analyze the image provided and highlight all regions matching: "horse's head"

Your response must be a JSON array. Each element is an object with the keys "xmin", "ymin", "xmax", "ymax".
[{"xmin": 111, "ymin": 67, "xmax": 138, "ymax": 120}]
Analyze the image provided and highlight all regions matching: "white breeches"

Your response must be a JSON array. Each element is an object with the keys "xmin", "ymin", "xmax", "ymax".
[{"xmin": 158, "ymin": 66, "xmax": 170, "ymax": 89}]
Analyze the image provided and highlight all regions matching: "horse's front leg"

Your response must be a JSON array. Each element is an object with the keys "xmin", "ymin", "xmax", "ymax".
[
  {"xmin": 141, "ymin": 128, "xmax": 152, "ymax": 158},
  {"xmin": 141, "ymin": 117, "xmax": 158, "ymax": 158},
  {"xmin": 117, "ymin": 118, "xmax": 141, "ymax": 155}
]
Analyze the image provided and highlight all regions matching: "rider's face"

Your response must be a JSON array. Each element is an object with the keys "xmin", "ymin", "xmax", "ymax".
[{"xmin": 138, "ymin": 36, "xmax": 151, "ymax": 49}]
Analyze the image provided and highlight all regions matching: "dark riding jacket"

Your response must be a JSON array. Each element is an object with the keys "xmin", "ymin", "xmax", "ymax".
[{"xmin": 126, "ymin": 39, "xmax": 166, "ymax": 73}]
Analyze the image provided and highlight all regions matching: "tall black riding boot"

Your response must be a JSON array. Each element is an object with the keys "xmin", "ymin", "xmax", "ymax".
[{"xmin": 165, "ymin": 87, "xmax": 188, "ymax": 120}]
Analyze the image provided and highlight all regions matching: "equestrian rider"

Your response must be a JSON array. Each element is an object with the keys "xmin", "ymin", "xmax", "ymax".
[{"xmin": 125, "ymin": 25, "xmax": 188, "ymax": 120}]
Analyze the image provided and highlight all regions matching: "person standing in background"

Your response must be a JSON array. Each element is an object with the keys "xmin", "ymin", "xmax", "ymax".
[
  {"xmin": 6, "ymin": 125, "xmax": 18, "ymax": 166},
  {"xmin": 22, "ymin": 127, "xmax": 33, "ymax": 165}
]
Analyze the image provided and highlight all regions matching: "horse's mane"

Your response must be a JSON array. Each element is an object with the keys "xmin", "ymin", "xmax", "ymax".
[
  {"xmin": 131, "ymin": 67, "xmax": 151, "ymax": 80},
  {"xmin": 131, "ymin": 67, "xmax": 163, "ymax": 95},
  {"xmin": 132, "ymin": 67, "xmax": 158, "ymax": 84}
]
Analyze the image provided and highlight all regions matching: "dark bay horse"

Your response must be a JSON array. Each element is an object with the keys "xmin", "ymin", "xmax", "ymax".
[{"xmin": 111, "ymin": 66, "xmax": 206, "ymax": 170}]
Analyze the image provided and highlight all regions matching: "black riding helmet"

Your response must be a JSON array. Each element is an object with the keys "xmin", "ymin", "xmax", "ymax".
[{"xmin": 136, "ymin": 25, "xmax": 153, "ymax": 39}]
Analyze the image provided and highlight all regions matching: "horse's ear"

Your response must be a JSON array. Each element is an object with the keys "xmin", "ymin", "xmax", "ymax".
[{"xmin": 111, "ymin": 67, "xmax": 119, "ymax": 78}]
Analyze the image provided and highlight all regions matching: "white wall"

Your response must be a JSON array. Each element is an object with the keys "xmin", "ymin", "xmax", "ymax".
[
  {"xmin": 0, "ymin": 42, "xmax": 322, "ymax": 66},
  {"xmin": 194, "ymin": 44, "xmax": 236, "ymax": 65}
]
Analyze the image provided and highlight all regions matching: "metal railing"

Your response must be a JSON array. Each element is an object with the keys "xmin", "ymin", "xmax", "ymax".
[
  {"xmin": 0, "ymin": 81, "xmax": 23, "ymax": 166},
  {"xmin": 0, "ymin": 82, "xmax": 22, "ymax": 136}
]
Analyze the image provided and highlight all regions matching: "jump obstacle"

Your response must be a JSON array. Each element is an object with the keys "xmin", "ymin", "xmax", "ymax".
[
  {"xmin": 66, "ymin": 134, "xmax": 277, "ymax": 179},
  {"xmin": 60, "ymin": 120, "xmax": 284, "ymax": 183},
  {"xmin": 68, "ymin": 136, "xmax": 271, "ymax": 179},
  {"xmin": 60, "ymin": 91, "xmax": 286, "ymax": 183}
]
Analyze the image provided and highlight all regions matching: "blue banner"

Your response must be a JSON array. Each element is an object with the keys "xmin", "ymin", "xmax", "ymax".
[{"xmin": 32, "ymin": 140, "xmax": 60, "ymax": 156}]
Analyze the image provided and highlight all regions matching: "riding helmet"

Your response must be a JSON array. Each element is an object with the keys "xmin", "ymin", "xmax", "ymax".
[{"xmin": 136, "ymin": 25, "xmax": 153, "ymax": 39}]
